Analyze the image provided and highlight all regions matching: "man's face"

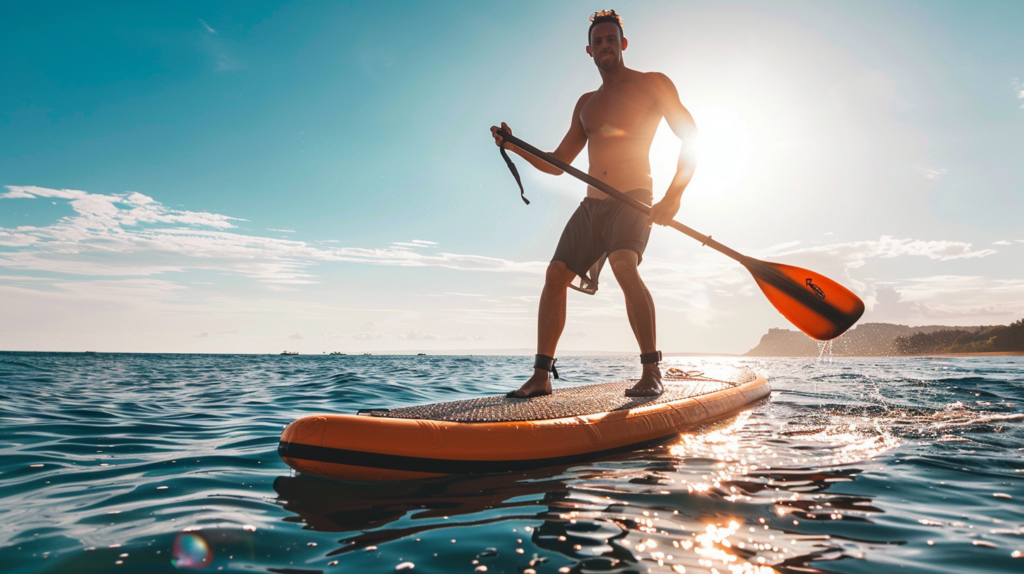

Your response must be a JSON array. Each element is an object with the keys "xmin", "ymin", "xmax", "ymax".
[{"xmin": 588, "ymin": 22, "xmax": 625, "ymax": 71}]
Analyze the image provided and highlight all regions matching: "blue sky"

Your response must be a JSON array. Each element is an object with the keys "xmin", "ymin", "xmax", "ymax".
[{"xmin": 2, "ymin": 0, "xmax": 1023, "ymax": 354}]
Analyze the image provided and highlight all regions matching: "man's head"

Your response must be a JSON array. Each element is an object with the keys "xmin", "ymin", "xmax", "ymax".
[{"xmin": 586, "ymin": 10, "xmax": 626, "ymax": 72}]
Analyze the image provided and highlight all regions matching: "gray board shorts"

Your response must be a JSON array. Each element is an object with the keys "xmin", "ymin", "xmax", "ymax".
[{"xmin": 552, "ymin": 189, "xmax": 653, "ymax": 295}]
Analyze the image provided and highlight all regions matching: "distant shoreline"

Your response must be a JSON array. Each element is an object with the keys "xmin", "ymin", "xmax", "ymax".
[
  {"xmin": 746, "ymin": 321, "xmax": 1024, "ymax": 357},
  {"xmin": 923, "ymin": 351, "xmax": 1024, "ymax": 357}
]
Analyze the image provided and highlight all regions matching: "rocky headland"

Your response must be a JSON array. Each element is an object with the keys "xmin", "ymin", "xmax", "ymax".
[{"xmin": 745, "ymin": 319, "xmax": 1024, "ymax": 357}]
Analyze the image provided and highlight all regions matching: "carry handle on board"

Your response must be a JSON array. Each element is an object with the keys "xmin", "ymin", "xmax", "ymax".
[{"xmin": 495, "ymin": 129, "xmax": 865, "ymax": 341}]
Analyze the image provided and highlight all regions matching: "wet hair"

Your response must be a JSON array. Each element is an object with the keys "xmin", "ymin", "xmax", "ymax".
[{"xmin": 588, "ymin": 9, "xmax": 624, "ymax": 43}]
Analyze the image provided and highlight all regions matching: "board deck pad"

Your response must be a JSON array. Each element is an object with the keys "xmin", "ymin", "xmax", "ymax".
[{"xmin": 366, "ymin": 368, "xmax": 757, "ymax": 423}]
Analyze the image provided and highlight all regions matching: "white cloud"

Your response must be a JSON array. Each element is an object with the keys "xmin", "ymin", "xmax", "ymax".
[
  {"xmin": 868, "ymin": 277, "xmax": 1024, "ymax": 323},
  {"xmin": 287, "ymin": 332, "xmax": 305, "ymax": 340},
  {"xmin": 0, "ymin": 185, "xmax": 545, "ymax": 285},
  {"xmin": 916, "ymin": 166, "xmax": 947, "ymax": 180},
  {"xmin": 49, "ymin": 278, "xmax": 187, "ymax": 300},
  {"xmin": 193, "ymin": 22, "xmax": 243, "ymax": 72},
  {"xmin": 3, "ymin": 186, "xmax": 241, "ymax": 228},
  {"xmin": 323, "ymin": 330, "xmax": 391, "ymax": 340},
  {"xmin": 0, "ymin": 230, "xmax": 38, "ymax": 247},
  {"xmin": 765, "ymin": 235, "xmax": 997, "ymax": 267},
  {"xmin": 399, "ymin": 330, "xmax": 439, "ymax": 340},
  {"xmin": 994, "ymin": 240, "xmax": 1012, "ymax": 246}
]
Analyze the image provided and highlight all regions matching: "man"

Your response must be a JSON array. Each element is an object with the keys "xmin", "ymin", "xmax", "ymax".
[{"xmin": 491, "ymin": 9, "xmax": 697, "ymax": 398}]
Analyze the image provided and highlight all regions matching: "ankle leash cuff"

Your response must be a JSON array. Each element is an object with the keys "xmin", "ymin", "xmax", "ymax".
[
  {"xmin": 534, "ymin": 354, "xmax": 559, "ymax": 379},
  {"xmin": 640, "ymin": 350, "xmax": 662, "ymax": 365}
]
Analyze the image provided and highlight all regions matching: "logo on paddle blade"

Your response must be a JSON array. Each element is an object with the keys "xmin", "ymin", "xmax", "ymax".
[{"xmin": 806, "ymin": 278, "xmax": 826, "ymax": 299}]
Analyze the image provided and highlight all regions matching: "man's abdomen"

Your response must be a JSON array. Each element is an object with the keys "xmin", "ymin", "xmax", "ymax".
[{"xmin": 586, "ymin": 142, "xmax": 654, "ymax": 199}]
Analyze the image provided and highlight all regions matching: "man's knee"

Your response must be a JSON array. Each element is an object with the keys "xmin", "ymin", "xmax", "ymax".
[
  {"xmin": 545, "ymin": 261, "xmax": 576, "ymax": 288},
  {"xmin": 608, "ymin": 250, "xmax": 639, "ymax": 279}
]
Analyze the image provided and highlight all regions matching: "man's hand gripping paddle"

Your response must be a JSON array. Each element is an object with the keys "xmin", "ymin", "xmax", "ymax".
[{"xmin": 496, "ymin": 129, "xmax": 865, "ymax": 340}]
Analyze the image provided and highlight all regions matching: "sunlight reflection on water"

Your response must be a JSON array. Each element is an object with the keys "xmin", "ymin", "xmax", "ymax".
[{"xmin": 1, "ymin": 353, "xmax": 1022, "ymax": 573}]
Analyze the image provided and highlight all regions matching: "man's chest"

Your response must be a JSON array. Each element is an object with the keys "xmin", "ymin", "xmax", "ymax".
[{"xmin": 580, "ymin": 87, "xmax": 660, "ymax": 137}]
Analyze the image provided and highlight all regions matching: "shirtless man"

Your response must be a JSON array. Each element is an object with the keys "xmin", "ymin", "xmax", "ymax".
[{"xmin": 491, "ymin": 10, "xmax": 697, "ymax": 398}]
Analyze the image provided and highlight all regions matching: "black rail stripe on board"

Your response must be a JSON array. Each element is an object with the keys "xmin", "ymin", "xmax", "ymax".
[{"xmin": 278, "ymin": 435, "xmax": 679, "ymax": 474}]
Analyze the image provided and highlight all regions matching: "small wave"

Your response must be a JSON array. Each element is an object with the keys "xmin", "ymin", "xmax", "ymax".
[{"xmin": 2, "ymin": 354, "xmax": 1023, "ymax": 574}]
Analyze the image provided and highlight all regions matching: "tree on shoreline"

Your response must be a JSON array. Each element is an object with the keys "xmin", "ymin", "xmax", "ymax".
[{"xmin": 895, "ymin": 319, "xmax": 1024, "ymax": 354}]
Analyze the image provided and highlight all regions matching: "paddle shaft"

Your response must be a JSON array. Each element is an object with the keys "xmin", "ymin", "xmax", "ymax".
[
  {"xmin": 497, "ymin": 130, "xmax": 746, "ymax": 262},
  {"xmin": 496, "ymin": 129, "xmax": 853, "ymax": 328}
]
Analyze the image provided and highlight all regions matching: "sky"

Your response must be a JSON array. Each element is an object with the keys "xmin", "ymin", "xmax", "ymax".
[{"xmin": 1, "ymin": 0, "xmax": 1023, "ymax": 354}]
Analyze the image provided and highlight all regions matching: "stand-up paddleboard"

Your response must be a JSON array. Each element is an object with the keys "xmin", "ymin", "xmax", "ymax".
[{"xmin": 279, "ymin": 366, "xmax": 769, "ymax": 482}]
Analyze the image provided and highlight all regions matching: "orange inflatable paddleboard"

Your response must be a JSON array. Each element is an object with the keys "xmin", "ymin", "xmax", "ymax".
[{"xmin": 279, "ymin": 366, "xmax": 769, "ymax": 482}]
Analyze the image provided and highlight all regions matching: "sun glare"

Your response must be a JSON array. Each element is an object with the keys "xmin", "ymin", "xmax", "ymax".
[{"xmin": 650, "ymin": 105, "xmax": 754, "ymax": 194}]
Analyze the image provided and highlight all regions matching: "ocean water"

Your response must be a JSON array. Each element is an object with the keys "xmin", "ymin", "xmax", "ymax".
[{"xmin": 1, "ymin": 352, "xmax": 1022, "ymax": 574}]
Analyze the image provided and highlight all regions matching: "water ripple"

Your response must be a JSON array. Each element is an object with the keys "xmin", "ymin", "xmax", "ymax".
[{"xmin": 1, "ymin": 353, "xmax": 1022, "ymax": 573}]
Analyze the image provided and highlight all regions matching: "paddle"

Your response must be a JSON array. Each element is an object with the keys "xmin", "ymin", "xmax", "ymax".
[{"xmin": 495, "ymin": 129, "xmax": 865, "ymax": 341}]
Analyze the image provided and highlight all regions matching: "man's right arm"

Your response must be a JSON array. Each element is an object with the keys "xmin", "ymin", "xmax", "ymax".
[{"xmin": 490, "ymin": 92, "xmax": 591, "ymax": 176}]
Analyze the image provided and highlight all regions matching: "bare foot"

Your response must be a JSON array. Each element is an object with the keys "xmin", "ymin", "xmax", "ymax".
[
  {"xmin": 625, "ymin": 364, "xmax": 663, "ymax": 397},
  {"xmin": 506, "ymin": 369, "xmax": 553, "ymax": 398}
]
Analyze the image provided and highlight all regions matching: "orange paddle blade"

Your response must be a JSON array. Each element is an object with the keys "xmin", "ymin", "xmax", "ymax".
[{"xmin": 745, "ymin": 259, "xmax": 865, "ymax": 340}]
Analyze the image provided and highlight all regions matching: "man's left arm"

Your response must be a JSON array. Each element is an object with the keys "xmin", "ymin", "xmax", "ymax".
[{"xmin": 648, "ymin": 73, "xmax": 697, "ymax": 226}]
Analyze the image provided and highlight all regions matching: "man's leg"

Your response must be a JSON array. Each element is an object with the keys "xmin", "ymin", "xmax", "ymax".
[
  {"xmin": 608, "ymin": 249, "xmax": 663, "ymax": 396},
  {"xmin": 507, "ymin": 260, "xmax": 577, "ymax": 398}
]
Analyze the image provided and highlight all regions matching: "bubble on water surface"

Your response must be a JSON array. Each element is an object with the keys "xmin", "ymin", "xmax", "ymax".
[{"xmin": 172, "ymin": 531, "xmax": 212, "ymax": 569}]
